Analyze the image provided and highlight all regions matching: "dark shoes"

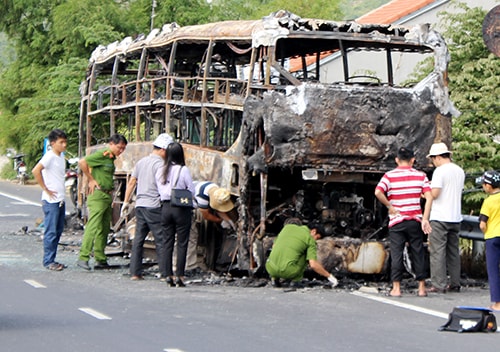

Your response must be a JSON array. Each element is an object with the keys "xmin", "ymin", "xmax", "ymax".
[
  {"xmin": 289, "ymin": 281, "xmax": 304, "ymax": 289},
  {"xmin": 447, "ymin": 285, "xmax": 461, "ymax": 292},
  {"xmin": 175, "ymin": 277, "xmax": 185, "ymax": 288},
  {"xmin": 77, "ymin": 260, "xmax": 91, "ymax": 271},
  {"xmin": 77, "ymin": 260, "xmax": 110, "ymax": 270},
  {"xmin": 46, "ymin": 262, "xmax": 64, "ymax": 271},
  {"xmin": 94, "ymin": 261, "xmax": 111, "ymax": 269},
  {"xmin": 165, "ymin": 277, "xmax": 185, "ymax": 287},
  {"xmin": 271, "ymin": 278, "xmax": 282, "ymax": 288}
]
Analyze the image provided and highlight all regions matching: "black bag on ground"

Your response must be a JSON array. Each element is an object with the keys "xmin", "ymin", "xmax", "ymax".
[
  {"xmin": 439, "ymin": 306, "xmax": 497, "ymax": 333},
  {"xmin": 170, "ymin": 166, "xmax": 193, "ymax": 208}
]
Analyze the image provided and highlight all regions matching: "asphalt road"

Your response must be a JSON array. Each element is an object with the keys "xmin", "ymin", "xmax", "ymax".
[{"xmin": 1, "ymin": 180, "xmax": 499, "ymax": 352}]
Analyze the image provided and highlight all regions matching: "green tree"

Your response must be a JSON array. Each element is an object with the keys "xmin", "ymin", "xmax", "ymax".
[
  {"xmin": 154, "ymin": 0, "xmax": 212, "ymax": 26},
  {"xmin": 407, "ymin": 2, "xmax": 499, "ymax": 212},
  {"xmin": 51, "ymin": 0, "xmax": 137, "ymax": 60},
  {"xmin": 0, "ymin": 0, "xmax": 135, "ymax": 164},
  {"xmin": 209, "ymin": 0, "xmax": 342, "ymax": 21},
  {"xmin": 440, "ymin": 2, "xmax": 500, "ymax": 212}
]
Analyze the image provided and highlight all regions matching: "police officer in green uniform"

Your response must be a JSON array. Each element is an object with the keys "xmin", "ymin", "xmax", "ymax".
[
  {"xmin": 77, "ymin": 134, "xmax": 128, "ymax": 270},
  {"xmin": 266, "ymin": 218, "xmax": 338, "ymax": 288}
]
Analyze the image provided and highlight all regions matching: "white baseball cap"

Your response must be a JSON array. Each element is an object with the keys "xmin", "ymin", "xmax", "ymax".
[{"xmin": 153, "ymin": 133, "xmax": 173, "ymax": 150}]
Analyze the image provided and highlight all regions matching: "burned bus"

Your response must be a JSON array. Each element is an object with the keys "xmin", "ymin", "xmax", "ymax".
[{"xmin": 78, "ymin": 11, "xmax": 456, "ymax": 275}]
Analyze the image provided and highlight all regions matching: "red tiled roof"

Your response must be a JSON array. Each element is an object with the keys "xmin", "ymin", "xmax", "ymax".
[
  {"xmin": 289, "ymin": 0, "xmax": 436, "ymax": 72},
  {"xmin": 356, "ymin": 0, "xmax": 435, "ymax": 24}
]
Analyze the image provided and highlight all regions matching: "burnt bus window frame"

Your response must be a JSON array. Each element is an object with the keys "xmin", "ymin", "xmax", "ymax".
[{"xmin": 274, "ymin": 35, "xmax": 434, "ymax": 86}]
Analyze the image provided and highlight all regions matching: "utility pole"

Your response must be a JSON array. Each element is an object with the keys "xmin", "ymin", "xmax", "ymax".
[{"xmin": 150, "ymin": 0, "xmax": 157, "ymax": 31}]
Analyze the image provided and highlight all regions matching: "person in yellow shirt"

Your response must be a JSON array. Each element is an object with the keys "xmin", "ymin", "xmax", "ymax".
[{"xmin": 478, "ymin": 170, "xmax": 500, "ymax": 311}]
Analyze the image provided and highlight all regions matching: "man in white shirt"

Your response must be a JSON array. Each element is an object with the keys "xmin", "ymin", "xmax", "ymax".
[
  {"xmin": 427, "ymin": 142, "xmax": 465, "ymax": 293},
  {"xmin": 32, "ymin": 129, "xmax": 68, "ymax": 271}
]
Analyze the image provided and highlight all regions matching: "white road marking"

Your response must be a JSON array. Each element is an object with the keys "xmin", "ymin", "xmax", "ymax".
[
  {"xmin": 0, "ymin": 213, "xmax": 31, "ymax": 217},
  {"xmin": 78, "ymin": 307, "xmax": 112, "ymax": 320},
  {"xmin": 0, "ymin": 191, "xmax": 41, "ymax": 207},
  {"xmin": 164, "ymin": 349, "xmax": 186, "ymax": 352},
  {"xmin": 351, "ymin": 291, "xmax": 449, "ymax": 319},
  {"xmin": 0, "ymin": 251, "xmax": 23, "ymax": 258},
  {"xmin": 24, "ymin": 280, "xmax": 47, "ymax": 288},
  {"xmin": 0, "ymin": 251, "xmax": 27, "ymax": 264}
]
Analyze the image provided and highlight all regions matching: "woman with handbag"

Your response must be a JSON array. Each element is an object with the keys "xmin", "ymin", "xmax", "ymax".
[{"xmin": 157, "ymin": 142, "xmax": 195, "ymax": 287}]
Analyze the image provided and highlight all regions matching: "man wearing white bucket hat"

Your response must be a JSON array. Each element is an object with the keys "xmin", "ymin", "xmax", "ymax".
[
  {"xmin": 426, "ymin": 142, "xmax": 465, "ymax": 294},
  {"xmin": 122, "ymin": 133, "xmax": 173, "ymax": 280}
]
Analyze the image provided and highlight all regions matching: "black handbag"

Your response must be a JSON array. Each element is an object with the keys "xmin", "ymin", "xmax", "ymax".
[{"xmin": 170, "ymin": 166, "xmax": 193, "ymax": 208}]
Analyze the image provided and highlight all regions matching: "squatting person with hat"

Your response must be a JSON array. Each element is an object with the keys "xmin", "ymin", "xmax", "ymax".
[
  {"xmin": 121, "ymin": 133, "xmax": 173, "ymax": 281},
  {"xmin": 478, "ymin": 170, "xmax": 500, "ymax": 311},
  {"xmin": 426, "ymin": 142, "xmax": 465, "ymax": 294}
]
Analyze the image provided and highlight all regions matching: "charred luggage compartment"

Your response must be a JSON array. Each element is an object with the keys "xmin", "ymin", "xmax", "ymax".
[{"xmin": 78, "ymin": 11, "xmax": 455, "ymax": 276}]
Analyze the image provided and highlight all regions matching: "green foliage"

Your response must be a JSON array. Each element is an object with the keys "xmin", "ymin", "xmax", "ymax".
[
  {"xmin": 0, "ymin": 162, "xmax": 17, "ymax": 180},
  {"xmin": 405, "ymin": 2, "xmax": 499, "ymax": 214},
  {"xmin": 51, "ymin": 0, "xmax": 137, "ymax": 60},
  {"xmin": 0, "ymin": 32, "xmax": 16, "ymax": 69},
  {"xmin": 438, "ymin": 2, "xmax": 500, "ymax": 213},
  {"xmin": 441, "ymin": 10, "xmax": 500, "ymax": 151},
  {"xmin": 1, "ymin": 0, "xmax": 59, "ymax": 66},
  {"xmin": 154, "ymin": 0, "xmax": 212, "ymax": 26},
  {"xmin": 209, "ymin": 0, "xmax": 342, "ymax": 21}
]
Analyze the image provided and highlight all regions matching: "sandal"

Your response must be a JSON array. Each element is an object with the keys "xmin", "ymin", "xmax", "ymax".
[{"xmin": 46, "ymin": 263, "xmax": 64, "ymax": 271}]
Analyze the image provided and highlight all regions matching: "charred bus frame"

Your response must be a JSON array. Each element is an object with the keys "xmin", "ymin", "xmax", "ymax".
[{"xmin": 79, "ymin": 11, "xmax": 455, "ymax": 275}]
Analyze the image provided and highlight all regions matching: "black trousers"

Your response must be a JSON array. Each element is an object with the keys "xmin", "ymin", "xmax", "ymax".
[
  {"xmin": 129, "ymin": 207, "xmax": 167, "ymax": 277},
  {"xmin": 161, "ymin": 202, "xmax": 193, "ymax": 277},
  {"xmin": 389, "ymin": 220, "xmax": 427, "ymax": 282}
]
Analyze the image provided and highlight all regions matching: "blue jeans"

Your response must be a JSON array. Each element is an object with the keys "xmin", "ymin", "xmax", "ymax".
[
  {"xmin": 486, "ymin": 237, "xmax": 500, "ymax": 303},
  {"xmin": 42, "ymin": 201, "xmax": 66, "ymax": 266}
]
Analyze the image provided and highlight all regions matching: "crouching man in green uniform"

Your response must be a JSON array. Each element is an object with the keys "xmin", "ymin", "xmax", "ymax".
[
  {"xmin": 77, "ymin": 134, "xmax": 128, "ymax": 270},
  {"xmin": 265, "ymin": 218, "xmax": 338, "ymax": 288}
]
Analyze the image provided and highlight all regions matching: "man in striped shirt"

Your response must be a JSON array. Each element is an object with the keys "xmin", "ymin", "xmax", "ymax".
[{"xmin": 375, "ymin": 146, "xmax": 433, "ymax": 297}]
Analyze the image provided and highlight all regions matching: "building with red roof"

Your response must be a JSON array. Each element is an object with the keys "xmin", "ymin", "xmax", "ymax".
[{"xmin": 291, "ymin": 0, "xmax": 497, "ymax": 80}]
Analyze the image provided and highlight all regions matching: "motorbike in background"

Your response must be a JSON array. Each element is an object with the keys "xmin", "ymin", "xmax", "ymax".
[
  {"xmin": 13, "ymin": 154, "xmax": 27, "ymax": 185},
  {"xmin": 65, "ymin": 157, "xmax": 79, "ymax": 208}
]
